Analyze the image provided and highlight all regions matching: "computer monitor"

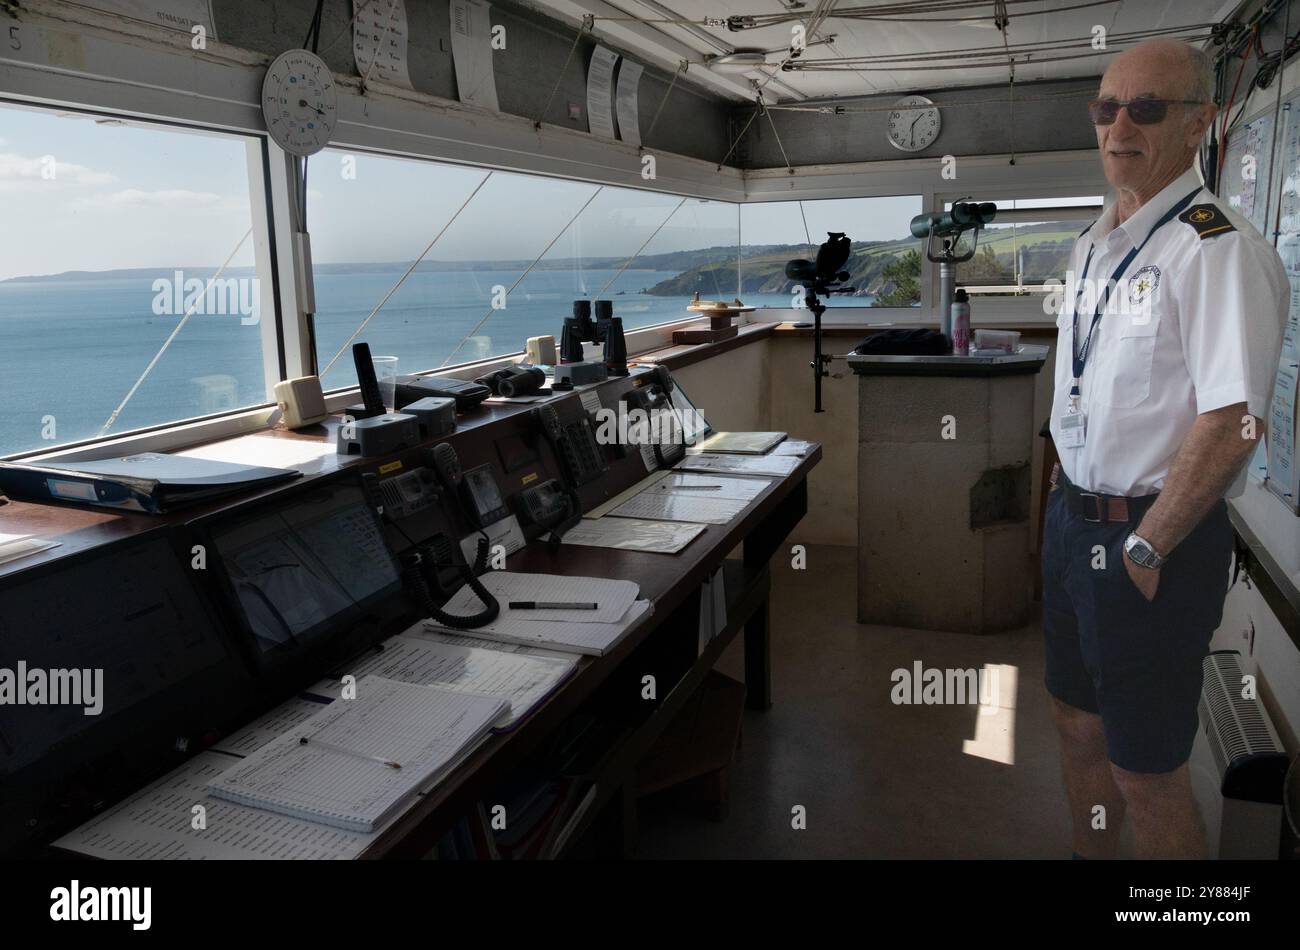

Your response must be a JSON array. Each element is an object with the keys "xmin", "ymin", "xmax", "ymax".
[{"xmin": 204, "ymin": 474, "xmax": 405, "ymax": 670}]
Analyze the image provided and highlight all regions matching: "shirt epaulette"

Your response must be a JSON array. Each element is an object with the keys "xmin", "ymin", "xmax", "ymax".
[
  {"xmin": 1077, "ymin": 220, "xmax": 1094, "ymax": 238},
  {"xmin": 1177, "ymin": 204, "xmax": 1236, "ymax": 239}
]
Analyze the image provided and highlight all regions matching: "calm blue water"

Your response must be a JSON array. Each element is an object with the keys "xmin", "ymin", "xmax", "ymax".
[{"xmin": 0, "ymin": 268, "xmax": 817, "ymax": 456}]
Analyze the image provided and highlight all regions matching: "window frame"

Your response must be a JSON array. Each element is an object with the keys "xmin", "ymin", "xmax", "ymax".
[
  {"xmin": 0, "ymin": 94, "xmax": 288, "ymax": 462},
  {"xmin": 1, "ymin": 13, "xmax": 1110, "ymax": 462},
  {"xmin": 0, "ymin": 19, "xmax": 746, "ymax": 462}
]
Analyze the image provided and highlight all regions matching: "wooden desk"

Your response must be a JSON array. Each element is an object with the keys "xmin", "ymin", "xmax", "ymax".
[{"xmin": 363, "ymin": 448, "xmax": 818, "ymax": 859}]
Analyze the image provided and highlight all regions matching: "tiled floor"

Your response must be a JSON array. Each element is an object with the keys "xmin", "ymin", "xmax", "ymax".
[{"xmin": 634, "ymin": 544, "xmax": 1074, "ymax": 858}]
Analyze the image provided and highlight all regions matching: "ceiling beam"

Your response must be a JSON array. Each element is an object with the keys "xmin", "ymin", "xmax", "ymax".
[{"xmin": 519, "ymin": 0, "xmax": 760, "ymax": 101}]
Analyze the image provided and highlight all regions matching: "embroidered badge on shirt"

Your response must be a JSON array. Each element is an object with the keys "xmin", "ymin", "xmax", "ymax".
[{"xmin": 1128, "ymin": 264, "xmax": 1160, "ymax": 308}]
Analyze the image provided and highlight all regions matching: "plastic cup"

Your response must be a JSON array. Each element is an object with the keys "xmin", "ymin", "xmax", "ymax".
[{"xmin": 371, "ymin": 355, "xmax": 399, "ymax": 412}]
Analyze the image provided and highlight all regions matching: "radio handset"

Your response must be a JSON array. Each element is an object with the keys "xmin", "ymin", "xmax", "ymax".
[
  {"xmin": 527, "ymin": 406, "xmax": 583, "ymax": 550},
  {"xmin": 431, "ymin": 442, "xmax": 469, "ymax": 519},
  {"xmin": 624, "ymin": 367, "xmax": 686, "ymax": 468},
  {"xmin": 398, "ymin": 442, "xmax": 500, "ymax": 629}
]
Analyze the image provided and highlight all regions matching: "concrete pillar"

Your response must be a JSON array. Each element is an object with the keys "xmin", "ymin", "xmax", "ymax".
[{"xmin": 853, "ymin": 363, "xmax": 1044, "ymax": 633}]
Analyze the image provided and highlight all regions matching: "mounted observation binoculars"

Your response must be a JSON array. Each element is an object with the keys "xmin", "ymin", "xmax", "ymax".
[{"xmin": 910, "ymin": 201, "xmax": 997, "ymax": 245}]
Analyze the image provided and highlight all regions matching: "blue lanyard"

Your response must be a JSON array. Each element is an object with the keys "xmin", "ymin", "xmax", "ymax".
[{"xmin": 1070, "ymin": 187, "xmax": 1201, "ymax": 398}]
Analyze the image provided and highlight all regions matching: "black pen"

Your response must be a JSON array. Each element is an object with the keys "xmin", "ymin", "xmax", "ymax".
[
  {"xmin": 509, "ymin": 601, "xmax": 598, "ymax": 610},
  {"xmin": 299, "ymin": 735, "xmax": 401, "ymax": 769}
]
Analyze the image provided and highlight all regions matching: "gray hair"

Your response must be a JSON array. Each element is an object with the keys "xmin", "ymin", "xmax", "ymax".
[{"xmin": 1184, "ymin": 45, "xmax": 1215, "ymax": 104}]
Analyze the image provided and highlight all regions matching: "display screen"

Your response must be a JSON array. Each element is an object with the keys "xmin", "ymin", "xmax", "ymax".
[
  {"xmin": 671, "ymin": 381, "xmax": 712, "ymax": 445},
  {"xmin": 464, "ymin": 464, "xmax": 507, "ymax": 522},
  {"xmin": 211, "ymin": 479, "xmax": 402, "ymax": 655},
  {"xmin": 0, "ymin": 534, "xmax": 231, "ymax": 774}
]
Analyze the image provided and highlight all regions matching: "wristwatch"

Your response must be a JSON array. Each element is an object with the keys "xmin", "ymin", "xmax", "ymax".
[{"xmin": 1124, "ymin": 532, "xmax": 1167, "ymax": 569}]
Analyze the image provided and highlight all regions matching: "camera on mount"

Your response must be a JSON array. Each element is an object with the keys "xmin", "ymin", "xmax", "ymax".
[
  {"xmin": 785, "ymin": 231, "xmax": 853, "ymax": 294},
  {"xmin": 785, "ymin": 232, "xmax": 856, "ymax": 413}
]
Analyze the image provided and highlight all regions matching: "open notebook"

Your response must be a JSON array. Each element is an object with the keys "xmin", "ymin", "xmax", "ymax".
[
  {"xmin": 207, "ymin": 676, "xmax": 507, "ymax": 832},
  {"xmin": 314, "ymin": 633, "xmax": 577, "ymax": 730}
]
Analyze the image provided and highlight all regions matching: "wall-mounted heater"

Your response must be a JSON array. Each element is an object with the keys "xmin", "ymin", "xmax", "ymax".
[{"xmin": 1189, "ymin": 651, "xmax": 1289, "ymax": 859}]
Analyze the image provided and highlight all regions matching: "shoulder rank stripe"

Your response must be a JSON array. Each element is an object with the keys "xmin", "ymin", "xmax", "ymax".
[{"xmin": 1178, "ymin": 203, "xmax": 1235, "ymax": 239}]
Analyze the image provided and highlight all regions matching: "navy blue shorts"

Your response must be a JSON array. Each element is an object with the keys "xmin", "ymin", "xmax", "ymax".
[{"xmin": 1040, "ymin": 488, "xmax": 1232, "ymax": 774}]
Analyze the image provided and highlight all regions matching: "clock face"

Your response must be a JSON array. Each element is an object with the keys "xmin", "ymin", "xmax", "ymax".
[
  {"xmin": 261, "ymin": 49, "xmax": 338, "ymax": 156},
  {"xmin": 887, "ymin": 95, "xmax": 941, "ymax": 153}
]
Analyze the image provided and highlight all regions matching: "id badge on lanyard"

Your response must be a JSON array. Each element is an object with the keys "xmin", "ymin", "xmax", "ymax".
[
  {"xmin": 1060, "ymin": 249, "xmax": 1092, "ymax": 450},
  {"xmin": 1058, "ymin": 397, "xmax": 1087, "ymax": 448}
]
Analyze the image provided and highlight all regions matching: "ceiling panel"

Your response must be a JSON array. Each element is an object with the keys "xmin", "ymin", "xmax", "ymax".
[{"xmin": 529, "ymin": 0, "xmax": 1229, "ymax": 102}]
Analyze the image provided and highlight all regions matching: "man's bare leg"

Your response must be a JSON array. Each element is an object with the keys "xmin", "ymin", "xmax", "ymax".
[
  {"xmin": 1110, "ymin": 763, "xmax": 1205, "ymax": 859},
  {"xmin": 1050, "ymin": 695, "xmax": 1125, "ymax": 858}
]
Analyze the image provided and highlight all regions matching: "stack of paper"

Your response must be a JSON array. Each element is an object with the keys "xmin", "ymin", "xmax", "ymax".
[
  {"xmin": 54, "ymin": 750, "xmax": 383, "ymax": 860},
  {"xmin": 643, "ymin": 472, "xmax": 772, "ymax": 500},
  {"xmin": 696, "ymin": 431, "xmax": 787, "ymax": 454},
  {"xmin": 424, "ymin": 572, "xmax": 652, "ymax": 656},
  {"xmin": 563, "ymin": 516, "xmax": 706, "ymax": 554},
  {"xmin": 771, "ymin": 439, "xmax": 816, "ymax": 457},
  {"xmin": 608, "ymin": 491, "xmax": 749, "ymax": 525},
  {"xmin": 317, "ymin": 633, "xmax": 576, "ymax": 729},
  {"xmin": 207, "ymin": 676, "xmax": 507, "ymax": 832},
  {"xmin": 606, "ymin": 471, "xmax": 773, "ymax": 525},
  {"xmin": 676, "ymin": 452, "xmax": 801, "ymax": 477}
]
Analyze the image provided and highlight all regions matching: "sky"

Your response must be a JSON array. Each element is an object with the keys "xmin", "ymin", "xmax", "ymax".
[
  {"xmin": 0, "ymin": 104, "xmax": 258, "ymax": 281},
  {"xmin": 0, "ymin": 101, "xmax": 920, "ymax": 281}
]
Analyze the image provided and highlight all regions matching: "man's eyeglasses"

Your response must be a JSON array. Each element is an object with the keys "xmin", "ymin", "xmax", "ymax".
[{"xmin": 1088, "ymin": 98, "xmax": 1206, "ymax": 126}]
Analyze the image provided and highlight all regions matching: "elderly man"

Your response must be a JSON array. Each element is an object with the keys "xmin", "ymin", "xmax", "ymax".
[{"xmin": 1043, "ymin": 39, "xmax": 1287, "ymax": 858}]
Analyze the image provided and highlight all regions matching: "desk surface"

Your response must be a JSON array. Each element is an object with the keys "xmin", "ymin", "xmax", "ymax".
[{"xmin": 360, "ymin": 444, "xmax": 820, "ymax": 857}]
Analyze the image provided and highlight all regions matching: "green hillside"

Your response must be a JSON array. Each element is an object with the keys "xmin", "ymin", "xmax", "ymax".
[{"xmin": 646, "ymin": 221, "xmax": 1080, "ymax": 305}]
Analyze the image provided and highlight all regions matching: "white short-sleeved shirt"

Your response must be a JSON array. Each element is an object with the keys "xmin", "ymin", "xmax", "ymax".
[{"xmin": 1050, "ymin": 166, "xmax": 1288, "ymax": 497}]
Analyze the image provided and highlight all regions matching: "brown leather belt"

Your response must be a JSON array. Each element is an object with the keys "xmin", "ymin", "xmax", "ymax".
[{"xmin": 1050, "ymin": 463, "xmax": 1158, "ymax": 524}]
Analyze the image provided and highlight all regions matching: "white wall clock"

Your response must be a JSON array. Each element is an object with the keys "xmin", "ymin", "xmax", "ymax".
[
  {"xmin": 261, "ymin": 49, "xmax": 338, "ymax": 156},
  {"xmin": 886, "ymin": 95, "xmax": 941, "ymax": 153}
]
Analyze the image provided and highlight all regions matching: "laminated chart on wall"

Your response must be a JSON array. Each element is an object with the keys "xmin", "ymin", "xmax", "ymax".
[
  {"xmin": 587, "ymin": 46, "xmax": 620, "ymax": 139},
  {"xmin": 1267, "ymin": 100, "xmax": 1300, "ymax": 510},
  {"xmin": 450, "ymin": 0, "xmax": 500, "ymax": 111},
  {"xmin": 615, "ymin": 60, "xmax": 644, "ymax": 146},
  {"xmin": 1221, "ymin": 111, "xmax": 1273, "ymax": 236},
  {"xmin": 353, "ymin": 0, "xmax": 414, "ymax": 90}
]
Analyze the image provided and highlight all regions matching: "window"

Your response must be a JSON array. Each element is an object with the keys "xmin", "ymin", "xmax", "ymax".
[
  {"xmin": 0, "ymin": 102, "xmax": 270, "ymax": 457},
  {"xmin": 306, "ymin": 149, "xmax": 741, "ymax": 391},
  {"xmin": 739, "ymin": 196, "xmax": 923, "ymax": 308},
  {"xmin": 949, "ymin": 196, "xmax": 1102, "ymax": 295}
]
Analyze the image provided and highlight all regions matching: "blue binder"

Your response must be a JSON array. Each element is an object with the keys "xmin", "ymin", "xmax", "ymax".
[{"xmin": 0, "ymin": 452, "xmax": 302, "ymax": 513}]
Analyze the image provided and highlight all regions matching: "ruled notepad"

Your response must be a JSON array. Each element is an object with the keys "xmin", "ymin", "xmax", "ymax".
[{"xmin": 207, "ymin": 676, "xmax": 507, "ymax": 832}]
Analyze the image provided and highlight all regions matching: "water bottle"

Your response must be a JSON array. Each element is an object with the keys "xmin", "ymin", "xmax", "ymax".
[{"xmin": 951, "ymin": 289, "xmax": 971, "ymax": 356}]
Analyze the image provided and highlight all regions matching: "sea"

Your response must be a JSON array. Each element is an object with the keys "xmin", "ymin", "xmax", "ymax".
[{"xmin": 0, "ymin": 267, "xmax": 856, "ymax": 456}]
